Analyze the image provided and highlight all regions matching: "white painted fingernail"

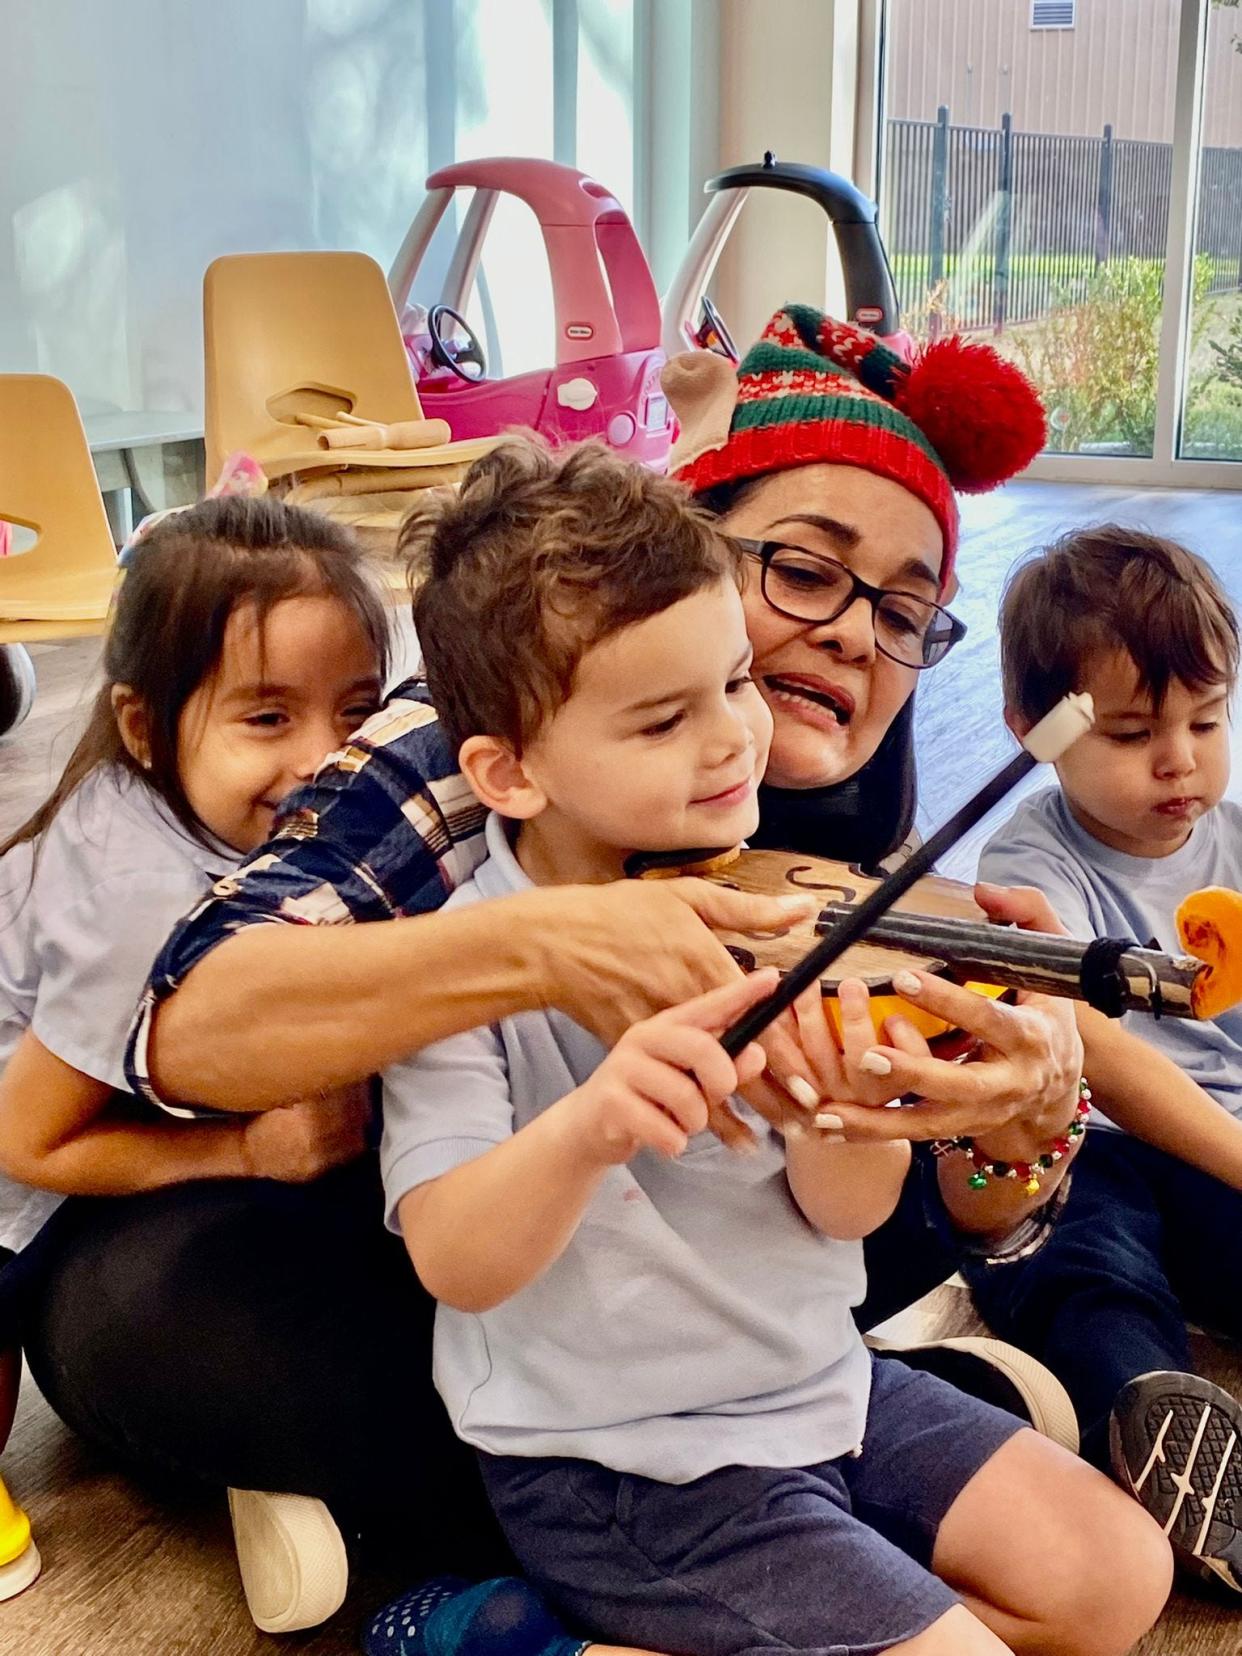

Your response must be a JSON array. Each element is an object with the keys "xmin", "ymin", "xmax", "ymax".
[
  {"xmin": 778, "ymin": 895, "xmax": 813, "ymax": 910},
  {"xmin": 787, "ymin": 1076, "xmax": 820, "ymax": 1108},
  {"xmin": 860, "ymin": 1051, "xmax": 892, "ymax": 1076},
  {"xmin": 819, "ymin": 1132, "xmax": 847, "ymax": 1144},
  {"xmin": 815, "ymin": 1111, "xmax": 845, "ymax": 1131},
  {"xmin": 892, "ymin": 970, "xmax": 922, "ymax": 997}
]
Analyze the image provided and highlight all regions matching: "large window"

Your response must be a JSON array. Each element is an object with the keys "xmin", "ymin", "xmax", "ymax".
[
  {"xmin": 874, "ymin": 0, "xmax": 1242, "ymax": 484},
  {"xmin": 454, "ymin": 0, "xmax": 637, "ymax": 379},
  {"xmin": 1181, "ymin": 1, "xmax": 1242, "ymax": 459},
  {"xmin": 1, "ymin": 0, "xmax": 639, "ymax": 418}
]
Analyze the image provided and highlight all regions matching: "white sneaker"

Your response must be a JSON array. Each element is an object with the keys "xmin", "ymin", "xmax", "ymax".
[
  {"xmin": 227, "ymin": 1488, "xmax": 349, "ymax": 1633},
  {"xmin": 867, "ymin": 1335, "xmax": 1080, "ymax": 1453},
  {"xmin": 0, "ymin": 1538, "xmax": 40, "ymax": 1601}
]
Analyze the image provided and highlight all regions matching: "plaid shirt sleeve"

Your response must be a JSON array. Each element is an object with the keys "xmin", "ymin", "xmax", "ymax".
[{"xmin": 125, "ymin": 682, "xmax": 488, "ymax": 1109}]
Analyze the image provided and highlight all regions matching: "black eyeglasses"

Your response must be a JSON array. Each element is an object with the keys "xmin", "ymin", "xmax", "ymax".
[{"xmin": 733, "ymin": 539, "xmax": 966, "ymax": 670}]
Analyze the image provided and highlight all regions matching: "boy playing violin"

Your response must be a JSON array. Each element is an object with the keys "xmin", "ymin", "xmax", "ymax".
[
  {"xmin": 970, "ymin": 526, "xmax": 1242, "ymax": 1595},
  {"xmin": 377, "ymin": 438, "xmax": 1167, "ymax": 1656}
]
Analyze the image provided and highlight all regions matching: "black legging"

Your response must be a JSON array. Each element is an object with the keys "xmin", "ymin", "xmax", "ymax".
[
  {"xmin": 19, "ymin": 1159, "xmax": 506, "ymax": 1566},
  {"xmin": 20, "ymin": 1151, "xmax": 962, "ymax": 1567}
]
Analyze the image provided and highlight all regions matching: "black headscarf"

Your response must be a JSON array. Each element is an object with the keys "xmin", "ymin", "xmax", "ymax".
[{"xmin": 747, "ymin": 694, "xmax": 917, "ymax": 872}]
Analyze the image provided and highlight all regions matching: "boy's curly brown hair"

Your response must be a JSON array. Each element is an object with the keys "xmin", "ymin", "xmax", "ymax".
[
  {"xmin": 1001, "ymin": 525, "xmax": 1239, "ymax": 724},
  {"xmin": 403, "ymin": 435, "xmax": 742, "ymax": 755}
]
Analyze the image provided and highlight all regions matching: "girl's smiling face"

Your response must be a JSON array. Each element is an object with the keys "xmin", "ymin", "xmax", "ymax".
[
  {"xmin": 175, "ymin": 593, "xmax": 383, "ymax": 852},
  {"xmin": 721, "ymin": 463, "xmax": 947, "ymax": 790}
]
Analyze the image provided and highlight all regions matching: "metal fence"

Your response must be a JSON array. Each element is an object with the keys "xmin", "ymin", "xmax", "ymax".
[{"xmin": 883, "ymin": 108, "xmax": 1242, "ymax": 332}]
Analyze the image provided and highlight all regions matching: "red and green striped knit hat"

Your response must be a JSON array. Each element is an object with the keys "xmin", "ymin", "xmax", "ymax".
[{"xmin": 666, "ymin": 304, "xmax": 1046, "ymax": 593}]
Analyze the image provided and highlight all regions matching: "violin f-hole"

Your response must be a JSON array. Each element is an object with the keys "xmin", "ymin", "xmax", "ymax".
[{"xmin": 783, "ymin": 864, "xmax": 856, "ymax": 903}]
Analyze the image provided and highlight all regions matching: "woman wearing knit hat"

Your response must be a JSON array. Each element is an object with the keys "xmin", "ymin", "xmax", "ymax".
[
  {"xmin": 665, "ymin": 303, "xmax": 1043, "ymax": 863},
  {"xmin": 658, "ymin": 304, "xmax": 1234, "ymax": 1323},
  {"xmin": 658, "ymin": 306, "xmax": 1075, "ymax": 1300},
  {"xmin": 19, "ymin": 307, "xmax": 1188, "ymax": 1642}
]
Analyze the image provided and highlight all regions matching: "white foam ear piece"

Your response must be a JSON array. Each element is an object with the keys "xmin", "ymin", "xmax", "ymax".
[{"xmin": 1022, "ymin": 691, "xmax": 1094, "ymax": 762}]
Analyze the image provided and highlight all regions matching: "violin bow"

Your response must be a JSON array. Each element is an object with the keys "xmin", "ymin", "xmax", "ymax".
[{"xmin": 719, "ymin": 692, "xmax": 1096, "ymax": 1058}]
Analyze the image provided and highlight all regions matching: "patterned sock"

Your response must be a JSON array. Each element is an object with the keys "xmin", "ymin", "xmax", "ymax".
[
  {"xmin": 363, "ymin": 1575, "xmax": 589, "ymax": 1656},
  {"xmin": 363, "ymin": 1576, "xmax": 467, "ymax": 1654}
]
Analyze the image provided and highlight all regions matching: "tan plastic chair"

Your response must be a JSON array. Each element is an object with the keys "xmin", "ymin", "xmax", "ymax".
[
  {"xmin": 0, "ymin": 376, "xmax": 118, "ymax": 644},
  {"xmin": 203, "ymin": 251, "xmax": 496, "ymax": 483}
]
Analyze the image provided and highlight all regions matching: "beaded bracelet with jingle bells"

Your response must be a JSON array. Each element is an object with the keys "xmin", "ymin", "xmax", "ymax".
[{"xmin": 932, "ymin": 1078, "xmax": 1091, "ymax": 1196}]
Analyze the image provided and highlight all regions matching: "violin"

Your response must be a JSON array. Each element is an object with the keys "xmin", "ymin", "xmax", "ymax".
[{"xmin": 630, "ymin": 845, "xmax": 1242, "ymax": 1044}]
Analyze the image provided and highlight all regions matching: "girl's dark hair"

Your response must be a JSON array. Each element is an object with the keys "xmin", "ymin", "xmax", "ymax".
[
  {"xmin": 693, "ymin": 473, "xmax": 917, "ymax": 869},
  {"xmin": 2, "ymin": 495, "xmax": 390, "ymax": 855}
]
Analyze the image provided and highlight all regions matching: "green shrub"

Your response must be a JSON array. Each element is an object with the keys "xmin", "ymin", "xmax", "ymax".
[
  {"xmin": 1008, "ymin": 257, "xmax": 1215, "ymax": 454},
  {"xmin": 1183, "ymin": 374, "xmax": 1242, "ymax": 458},
  {"xmin": 1209, "ymin": 304, "xmax": 1242, "ymax": 393}
]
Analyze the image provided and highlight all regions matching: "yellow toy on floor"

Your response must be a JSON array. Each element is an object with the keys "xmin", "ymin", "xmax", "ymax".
[{"xmin": 0, "ymin": 1472, "xmax": 38, "ymax": 1600}]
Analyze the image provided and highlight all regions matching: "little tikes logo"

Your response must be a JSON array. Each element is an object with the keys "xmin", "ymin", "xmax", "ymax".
[{"xmin": 565, "ymin": 322, "xmax": 594, "ymax": 340}]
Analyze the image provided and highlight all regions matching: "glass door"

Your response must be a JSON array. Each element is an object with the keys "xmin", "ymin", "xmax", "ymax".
[
  {"xmin": 870, "ymin": 0, "xmax": 1242, "ymax": 485},
  {"xmin": 1180, "ymin": 1, "xmax": 1242, "ymax": 460}
]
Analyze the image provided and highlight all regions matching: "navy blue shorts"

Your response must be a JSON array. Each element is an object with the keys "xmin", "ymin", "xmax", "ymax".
[{"xmin": 478, "ymin": 1353, "xmax": 1023, "ymax": 1656}]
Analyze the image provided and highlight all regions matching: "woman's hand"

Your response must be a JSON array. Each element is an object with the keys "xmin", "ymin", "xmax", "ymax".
[
  {"xmin": 732, "ymin": 978, "xmax": 932, "ymax": 1140},
  {"xmin": 240, "ymin": 1084, "xmax": 372, "ymax": 1182},
  {"xmin": 821, "ymin": 882, "xmax": 1084, "ymax": 1154},
  {"xmin": 786, "ymin": 977, "xmax": 934, "ymax": 1116},
  {"xmin": 543, "ymin": 878, "xmax": 813, "ymax": 1039},
  {"xmin": 539, "ymin": 878, "xmax": 814, "ymax": 1151}
]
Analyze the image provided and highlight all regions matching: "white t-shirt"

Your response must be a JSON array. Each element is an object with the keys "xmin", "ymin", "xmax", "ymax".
[
  {"xmin": 381, "ymin": 812, "xmax": 871, "ymax": 1485},
  {"xmin": 0, "ymin": 766, "xmax": 236, "ymax": 1251}
]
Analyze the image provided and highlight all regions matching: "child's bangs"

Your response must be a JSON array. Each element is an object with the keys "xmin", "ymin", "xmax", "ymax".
[
  {"xmin": 1119, "ymin": 577, "xmax": 1238, "ymax": 713},
  {"xmin": 229, "ymin": 548, "xmax": 390, "ymax": 691}
]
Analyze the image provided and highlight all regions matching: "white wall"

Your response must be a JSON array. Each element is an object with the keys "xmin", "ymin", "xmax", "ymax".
[
  {"xmin": 0, "ymin": 0, "xmax": 635, "ymax": 417},
  {"xmin": 710, "ymin": 0, "xmax": 863, "ymax": 349}
]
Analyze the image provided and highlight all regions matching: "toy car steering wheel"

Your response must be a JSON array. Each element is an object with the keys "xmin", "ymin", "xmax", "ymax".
[
  {"xmin": 696, "ymin": 296, "xmax": 739, "ymax": 364},
  {"xmin": 427, "ymin": 305, "xmax": 487, "ymax": 382}
]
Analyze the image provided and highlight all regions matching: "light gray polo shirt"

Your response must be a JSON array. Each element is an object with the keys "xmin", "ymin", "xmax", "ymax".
[
  {"xmin": 980, "ymin": 788, "xmax": 1242, "ymax": 1126},
  {"xmin": 381, "ymin": 812, "xmax": 871, "ymax": 1484},
  {"xmin": 0, "ymin": 765, "xmax": 235, "ymax": 1251}
]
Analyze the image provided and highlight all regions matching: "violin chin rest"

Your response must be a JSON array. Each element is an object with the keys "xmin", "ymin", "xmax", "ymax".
[
  {"xmin": 625, "ymin": 845, "xmax": 743, "ymax": 879},
  {"xmin": 1178, "ymin": 886, "xmax": 1242, "ymax": 1019}
]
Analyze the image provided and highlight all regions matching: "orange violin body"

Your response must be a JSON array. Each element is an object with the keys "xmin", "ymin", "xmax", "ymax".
[{"xmin": 640, "ymin": 847, "xmax": 1007, "ymax": 1042}]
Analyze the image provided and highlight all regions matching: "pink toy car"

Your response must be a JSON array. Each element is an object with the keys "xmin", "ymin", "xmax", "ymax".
[{"xmin": 388, "ymin": 158, "xmax": 671, "ymax": 468}]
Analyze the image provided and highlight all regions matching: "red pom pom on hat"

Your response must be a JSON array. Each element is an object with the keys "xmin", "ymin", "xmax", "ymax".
[{"xmin": 892, "ymin": 336, "xmax": 1046, "ymax": 494}]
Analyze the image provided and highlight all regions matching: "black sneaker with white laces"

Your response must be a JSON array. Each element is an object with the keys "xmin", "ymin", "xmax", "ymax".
[{"xmin": 1110, "ymin": 1370, "xmax": 1242, "ymax": 1596}]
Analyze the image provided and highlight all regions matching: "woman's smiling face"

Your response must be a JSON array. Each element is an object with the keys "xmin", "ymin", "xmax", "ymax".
[{"xmin": 721, "ymin": 463, "xmax": 947, "ymax": 790}]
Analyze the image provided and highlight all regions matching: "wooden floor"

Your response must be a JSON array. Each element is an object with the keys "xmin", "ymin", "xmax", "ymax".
[{"xmin": 3, "ymin": 480, "xmax": 1242, "ymax": 1653}]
